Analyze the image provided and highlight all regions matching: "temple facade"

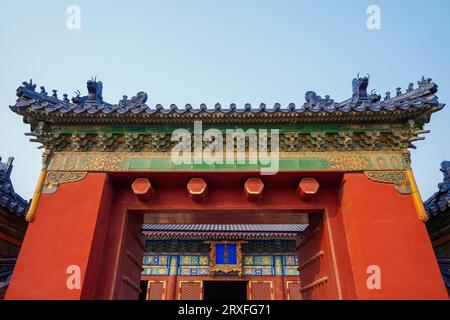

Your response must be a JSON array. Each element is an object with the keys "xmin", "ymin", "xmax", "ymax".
[
  {"xmin": 140, "ymin": 224, "xmax": 303, "ymax": 300},
  {"xmin": 3, "ymin": 75, "xmax": 449, "ymax": 299}
]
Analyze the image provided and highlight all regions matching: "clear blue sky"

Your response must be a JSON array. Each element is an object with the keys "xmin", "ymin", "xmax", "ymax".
[{"xmin": 1, "ymin": 0, "xmax": 449, "ymax": 200}]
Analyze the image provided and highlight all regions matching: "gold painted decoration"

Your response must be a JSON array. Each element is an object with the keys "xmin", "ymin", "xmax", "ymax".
[
  {"xmin": 364, "ymin": 170, "xmax": 411, "ymax": 194},
  {"xmin": 405, "ymin": 169, "xmax": 429, "ymax": 222},
  {"xmin": 42, "ymin": 171, "xmax": 88, "ymax": 194},
  {"xmin": 25, "ymin": 150, "xmax": 52, "ymax": 222},
  {"xmin": 206, "ymin": 241, "xmax": 246, "ymax": 277},
  {"xmin": 326, "ymin": 154, "xmax": 372, "ymax": 171},
  {"xmin": 46, "ymin": 151, "xmax": 409, "ymax": 172},
  {"xmin": 48, "ymin": 152, "xmax": 129, "ymax": 171},
  {"xmin": 25, "ymin": 168, "xmax": 47, "ymax": 222}
]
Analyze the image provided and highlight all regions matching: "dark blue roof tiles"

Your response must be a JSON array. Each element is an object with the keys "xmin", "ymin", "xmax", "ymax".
[
  {"xmin": 424, "ymin": 161, "xmax": 450, "ymax": 218},
  {"xmin": 142, "ymin": 224, "xmax": 308, "ymax": 232},
  {"xmin": 336, "ymin": 102, "xmax": 351, "ymax": 113},
  {"xmin": 11, "ymin": 75, "xmax": 443, "ymax": 117},
  {"xmin": 368, "ymin": 103, "xmax": 382, "ymax": 112},
  {"xmin": 0, "ymin": 157, "xmax": 29, "ymax": 219}
]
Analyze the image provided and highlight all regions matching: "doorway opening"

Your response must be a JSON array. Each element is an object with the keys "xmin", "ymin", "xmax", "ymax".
[
  {"xmin": 204, "ymin": 281, "xmax": 248, "ymax": 300},
  {"xmin": 101, "ymin": 171, "xmax": 344, "ymax": 300},
  {"xmin": 138, "ymin": 281, "xmax": 148, "ymax": 300}
]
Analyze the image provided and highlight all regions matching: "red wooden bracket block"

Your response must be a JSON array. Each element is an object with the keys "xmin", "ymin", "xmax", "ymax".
[
  {"xmin": 297, "ymin": 177, "xmax": 320, "ymax": 201},
  {"xmin": 187, "ymin": 178, "xmax": 208, "ymax": 202},
  {"xmin": 244, "ymin": 177, "xmax": 264, "ymax": 202},
  {"xmin": 131, "ymin": 178, "xmax": 155, "ymax": 202}
]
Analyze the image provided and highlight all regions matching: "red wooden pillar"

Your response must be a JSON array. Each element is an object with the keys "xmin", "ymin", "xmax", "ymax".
[
  {"xmin": 5, "ymin": 173, "xmax": 112, "ymax": 300},
  {"xmin": 338, "ymin": 173, "xmax": 448, "ymax": 299},
  {"xmin": 273, "ymin": 277, "xmax": 285, "ymax": 300},
  {"xmin": 166, "ymin": 276, "xmax": 178, "ymax": 300}
]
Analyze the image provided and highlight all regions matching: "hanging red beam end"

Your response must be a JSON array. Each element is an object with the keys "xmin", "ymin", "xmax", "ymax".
[
  {"xmin": 297, "ymin": 177, "xmax": 320, "ymax": 201},
  {"xmin": 131, "ymin": 178, "xmax": 155, "ymax": 202},
  {"xmin": 244, "ymin": 177, "xmax": 264, "ymax": 202},
  {"xmin": 187, "ymin": 178, "xmax": 207, "ymax": 202}
]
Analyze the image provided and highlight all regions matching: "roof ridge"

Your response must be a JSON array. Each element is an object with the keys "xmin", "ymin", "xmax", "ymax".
[{"xmin": 10, "ymin": 76, "xmax": 444, "ymax": 118}]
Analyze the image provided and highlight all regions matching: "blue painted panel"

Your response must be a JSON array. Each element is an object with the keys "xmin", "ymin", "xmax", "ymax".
[{"xmin": 216, "ymin": 244, "xmax": 237, "ymax": 265}]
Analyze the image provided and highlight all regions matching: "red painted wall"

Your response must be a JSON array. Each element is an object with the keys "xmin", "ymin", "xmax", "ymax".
[
  {"xmin": 5, "ymin": 173, "xmax": 111, "ymax": 300},
  {"xmin": 6, "ymin": 171, "xmax": 448, "ymax": 300},
  {"xmin": 338, "ymin": 173, "xmax": 448, "ymax": 299},
  {"xmin": 113, "ymin": 213, "xmax": 145, "ymax": 299}
]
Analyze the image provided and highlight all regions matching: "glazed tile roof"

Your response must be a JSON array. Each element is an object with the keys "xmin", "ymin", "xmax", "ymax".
[
  {"xmin": 142, "ymin": 232, "xmax": 298, "ymax": 240},
  {"xmin": 142, "ymin": 224, "xmax": 307, "ymax": 232},
  {"xmin": 0, "ymin": 157, "xmax": 29, "ymax": 218},
  {"xmin": 10, "ymin": 75, "xmax": 444, "ymax": 124},
  {"xmin": 424, "ymin": 161, "xmax": 450, "ymax": 217},
  {"xmin": 142, "ymin": 224, "xmax": 307, "ymax": 240}
]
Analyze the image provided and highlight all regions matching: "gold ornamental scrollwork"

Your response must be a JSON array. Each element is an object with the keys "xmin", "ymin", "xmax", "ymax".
[
  {"xmin": 42, "ymin": 171, "xmax": 88, "ymax": 194},
  {"xmin": 46, "ymin": 151, "xmax": 408, "ymax": 172},
  {"xmin": 364, "ymin": 170, "xmax": 411, "ymax": 194},
  {"xmin": 205, "ymin": 240, "xmax": 246, "ymax": 277}
]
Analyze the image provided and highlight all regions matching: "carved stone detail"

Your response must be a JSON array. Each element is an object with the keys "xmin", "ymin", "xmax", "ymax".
[
  {"xmin": 26, "ymin": 121, "xmax": 68, "ymax": 151},
  {"xmin": 334, "ymin": 131, "xmax": 353, "ymax": 151},
  {"xmin": 306, "ymin": 132, "xmax": 327, "ymax": 151},
  {"xmin": 281, "ymin": 132, "xmax": 301, "ymax": 152},
  {"xmin": 25, "ymin": 127, "xmax": 434, "ymax": 153},
  {"xmin": 149, "ymin": 133, "xmax": 171, "ymax": 152},
  {"xmin": 71, "ymin": 133, "xmax": 92, "ymax": 151},
  {"xmin": 359, "ymin": 131, "xmax": 381, "ymax": 150},
  {"xmin": 386, "ymin": 130, "xmax": 409, "ymax": 150},
  {"xmin": 96, "ymin": 132, "xmax": 118, "ymax": 151},
  {"xmin": 124, "ymin": 133, "xmax": 144, "ymax": 152}
]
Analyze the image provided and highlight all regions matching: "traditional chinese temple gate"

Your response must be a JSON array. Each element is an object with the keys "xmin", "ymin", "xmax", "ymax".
[{"xmin": 4, "ymin": 76, "xmax": 449, "ymax": 299}]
